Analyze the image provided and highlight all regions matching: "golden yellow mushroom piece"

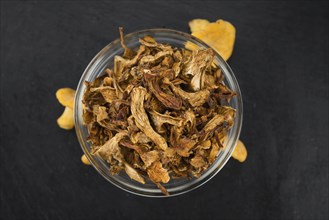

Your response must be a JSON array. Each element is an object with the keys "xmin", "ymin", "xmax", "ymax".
[
  {"xmin": 56, "ymin": 88, "xmax": 76, "ymax": 109},
  {"xmin": 187, "ymin": 19, "xmax": 236, "ymax": 61},
  {"xmin": 57, "ymin": 107, "xmax": 74, "ymax": 130},
  {"xmin": 232, "ymin": 140, "xmax": 247, "ymax": 162},
  {"xmin": 81, "ymin": 154, "xmax": 91, "ymax": 165},
  {"xmin": 188, "ymin": 19, "xmax": 210, "ymax": 33}
]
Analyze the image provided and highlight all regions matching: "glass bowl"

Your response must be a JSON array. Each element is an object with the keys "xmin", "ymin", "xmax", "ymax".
[{"xmin": 74, "ymin": 28, "xmax": 243, "ymax": 197}]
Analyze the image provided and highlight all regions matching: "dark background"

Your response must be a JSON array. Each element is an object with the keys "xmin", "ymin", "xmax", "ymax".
[{"xmin": 0, "ymin": 1, "xmax": 328, "ymax": 219}]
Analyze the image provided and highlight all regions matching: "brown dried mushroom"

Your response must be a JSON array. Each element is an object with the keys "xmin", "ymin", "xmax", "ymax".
[{"xmin": 82, "ymin": 28, "xmax": 236, "ymax": 195}]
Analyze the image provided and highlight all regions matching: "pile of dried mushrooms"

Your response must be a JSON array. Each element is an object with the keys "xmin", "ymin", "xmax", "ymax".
[{"xmin": 82, "ymin": 29, "xmax": 236, "ymax": 195}]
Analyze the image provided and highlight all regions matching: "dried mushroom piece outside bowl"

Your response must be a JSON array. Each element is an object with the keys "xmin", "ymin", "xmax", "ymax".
[{"xmin": 74, "ymin": 29, "xmax": 243, "ymax": 197}]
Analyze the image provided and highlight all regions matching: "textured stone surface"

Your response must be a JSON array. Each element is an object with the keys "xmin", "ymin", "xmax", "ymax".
[{"xmin": 0, "ymin": 1, "xmax": 328, "ymax": 219}]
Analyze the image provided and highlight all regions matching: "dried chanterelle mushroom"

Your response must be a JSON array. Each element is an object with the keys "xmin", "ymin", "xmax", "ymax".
[
  {"xmin": 187, "ymin": 19, "xmax": 236, "ymax": 61},
  {"xmin": 56, "ymin": 88, "xmax": 92, "ymax": 163},
  {"xmin": 81, "ymin": 27, "xmax": 240, "ymax": 195},
  {"xmin": 56, "ymin": 88, "xmax": 76, "ymax": 130},
  {"xmin": 231, "ymin": 140, "xmax": 247, "ymax": 162}
]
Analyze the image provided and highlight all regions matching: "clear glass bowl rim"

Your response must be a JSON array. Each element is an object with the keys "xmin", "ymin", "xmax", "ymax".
[{"xmin": 74, "ymin": 28, "xmax": 243, "ymax": 197}]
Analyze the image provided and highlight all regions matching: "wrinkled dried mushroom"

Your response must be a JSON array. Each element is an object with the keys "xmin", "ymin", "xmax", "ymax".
[{"xmin": 82, "ymin": 28, "xmax": 237, "ymax": 195}]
